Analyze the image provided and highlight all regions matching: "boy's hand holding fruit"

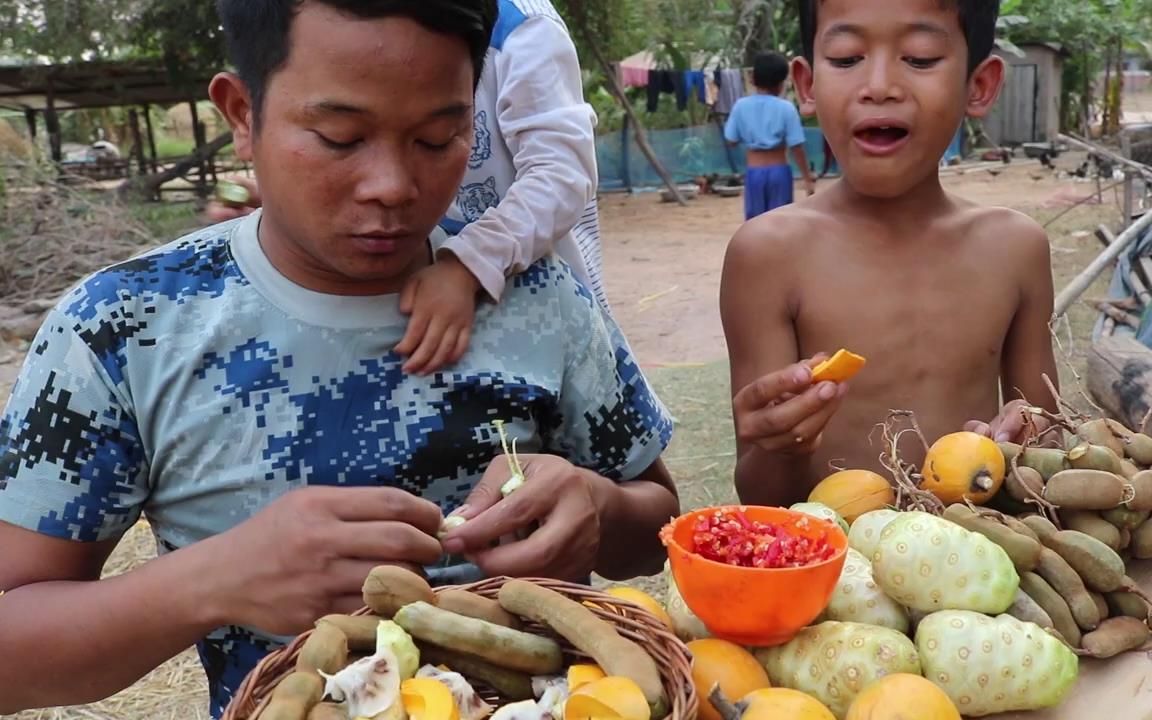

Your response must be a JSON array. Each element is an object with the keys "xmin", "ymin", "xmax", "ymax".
[{"xmin": 733, "ymin": 354, "xmax": 851, "ymax": 455}]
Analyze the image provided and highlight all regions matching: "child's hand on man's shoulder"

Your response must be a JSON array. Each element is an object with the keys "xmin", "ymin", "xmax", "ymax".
[
  {"xmin": 732, "ymin": 354, "xmax": 849, "ymax": 455},
  {"xmin": 395, "ymin": 253, "xmax": 484, "ymax": 376}
]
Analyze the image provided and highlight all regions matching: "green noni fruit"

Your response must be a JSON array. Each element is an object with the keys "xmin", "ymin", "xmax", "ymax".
[
  {"xmin": 915, "ymin": 610, "xmax": 1079, "ymax": 716},
  {"xmin": 871, "ymin": 511, "xmax": 1019, "ymax": 614}
]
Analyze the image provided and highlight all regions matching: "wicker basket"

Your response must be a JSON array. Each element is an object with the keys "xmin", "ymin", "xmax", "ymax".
[{"xmin": 221, "ymin": 576, "xmax": 698, "ymax": 720}]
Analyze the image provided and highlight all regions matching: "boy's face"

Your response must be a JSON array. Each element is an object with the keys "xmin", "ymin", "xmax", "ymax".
[
  {"xmin": 792, "ymin": 0, "xmax": 1003, "ymax": 199},
  {"xmin": 210, "ymin": 3, "xmax": 475, "ymax": 295}
]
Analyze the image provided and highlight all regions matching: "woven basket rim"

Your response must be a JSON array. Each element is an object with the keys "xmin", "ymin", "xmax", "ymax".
[{"xmin": 220, "ymin": 576, "xmax": 698, "ymax": 720}]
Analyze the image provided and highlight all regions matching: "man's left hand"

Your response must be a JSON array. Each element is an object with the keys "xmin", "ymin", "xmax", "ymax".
[
  {"xmin": 395, "ymin": 254, "xmax": 482, "ymax": 375},
  {"xmin": 439, "ymin": 454, "xmax": 610, "ymax": 581}
]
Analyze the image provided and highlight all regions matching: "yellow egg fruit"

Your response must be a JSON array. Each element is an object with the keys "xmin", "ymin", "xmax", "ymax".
[
  {"xmin": 687, "ymin": 639, "xmax": 772, "ymax": 720},
  {"xmin": 920, "ymin": 431, "xmax": 1006, "ymax": 505},
  {"xmin": 717, "ymin": 688, "xmax": 836, "ymax": 720},
  {"xmin": 844, "ymin": 673, "xmax": 961, "ymax": 720},
  {"xmin": 601, "ymin": 586, "xmax": 674, "ymax": 630},
  {"xmin": 808, "ymin": 470, "xmax": 896, "ymax": 523}
]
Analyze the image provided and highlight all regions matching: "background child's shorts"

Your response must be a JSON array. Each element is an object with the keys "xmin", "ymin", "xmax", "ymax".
[{"xmin": 744, "ymin": 164, "xmax": 794, "ymax": 220}]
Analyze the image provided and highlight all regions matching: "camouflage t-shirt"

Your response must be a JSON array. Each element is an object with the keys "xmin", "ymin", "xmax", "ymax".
[{"xmin": 0, "ymin": 210, "xmax": 673, "ymax": 717}]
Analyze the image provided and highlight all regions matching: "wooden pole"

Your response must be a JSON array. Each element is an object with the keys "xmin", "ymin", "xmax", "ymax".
[
  {"xmin": 567, "ymin": 3, "xmax": 687, "ymax": 206},
  {"xmin": 1053, "ymin": 210, "xmax": 1152, "ymax": 317}
]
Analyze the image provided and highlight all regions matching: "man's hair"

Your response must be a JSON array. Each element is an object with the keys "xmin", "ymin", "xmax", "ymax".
[
  {"xmin": 215, "ymin": 0, "xmax": 499, "ymax": 122},
  {"xmin": 752, "ymin": 52, "xmax": 791, "ymax": 91},
  {"xmin": 797, "ymin": 0, "xmax": 999, "ymax": 75}
]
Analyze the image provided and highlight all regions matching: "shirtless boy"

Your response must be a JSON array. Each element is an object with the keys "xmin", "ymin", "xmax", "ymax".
[{"xmin": 720, "ymin": 0, "xmax": 1060, "ymax": 507}]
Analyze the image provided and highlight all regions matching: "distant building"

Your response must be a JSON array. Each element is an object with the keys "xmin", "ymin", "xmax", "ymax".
[{"xmin": 982, "ymin": 42, "xmax": 1067, "ymax": 146}]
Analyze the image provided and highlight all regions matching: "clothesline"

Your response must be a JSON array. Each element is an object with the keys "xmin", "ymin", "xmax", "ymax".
[{"xmin": 613, "ymin": 50, "xmax": 754, "ymax": 115}]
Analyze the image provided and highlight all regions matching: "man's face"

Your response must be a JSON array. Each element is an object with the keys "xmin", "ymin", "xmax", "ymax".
[
  {"xmin": 793, "ymin": 0, "xmax": 1002, "ymax": 198},
  {"xmin": 214, "ymin": 3, "xmax": 475, "ymax": 295}
]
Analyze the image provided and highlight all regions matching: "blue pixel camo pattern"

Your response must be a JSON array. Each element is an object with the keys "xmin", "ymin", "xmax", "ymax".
[{"xmin": 0, "ymin": 212, "xmax": 673, "ymax": 718}]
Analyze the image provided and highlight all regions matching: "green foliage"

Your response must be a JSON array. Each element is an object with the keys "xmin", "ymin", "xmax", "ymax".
[{"xmin": 998, "ymin": 0, "xmax": 1152, "ymax": 132}]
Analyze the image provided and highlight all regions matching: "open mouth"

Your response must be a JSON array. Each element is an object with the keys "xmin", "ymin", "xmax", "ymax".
[{"xmin": 854, "ymin": 126, "xmax": 910, "ymax": 146}]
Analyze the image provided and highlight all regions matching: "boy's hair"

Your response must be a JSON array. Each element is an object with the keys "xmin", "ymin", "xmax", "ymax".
[
  {"xmin": 752, "ymin": 52, "xmax": 791, "ymax": 91},
  {"xmin": 797, "ymin": 0, "xmax": 1000, "ymax": 75},
  {"xmin": 215, "ymin": 0, "xmax": 498, "ymax": 124}
]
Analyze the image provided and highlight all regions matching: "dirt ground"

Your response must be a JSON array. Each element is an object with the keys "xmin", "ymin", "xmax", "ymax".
[{"xmin": 1, "ymin": 150, "xmax": 1138, "ymax": 719}]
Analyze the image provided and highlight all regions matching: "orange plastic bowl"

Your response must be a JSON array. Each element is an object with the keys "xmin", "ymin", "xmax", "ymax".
[{"xmin": 661, "ymin": 505, "xmax": 848, "ymax": 647}]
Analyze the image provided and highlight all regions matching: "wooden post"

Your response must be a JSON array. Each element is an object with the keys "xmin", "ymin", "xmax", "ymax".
[
  {"xmin": 45, "ymin": 83, "xmax": 62, "ymax": 164},
  {"xmin": 189, "ymin": 99, "xmax": 209, "ymax": 198},
  {"xmin": 128, "ymin": 109, "xmax": 146, "ymax": 176},
  {"xmin": 143, "ymin": 104, "xmax": 159, "ymax": 173}
]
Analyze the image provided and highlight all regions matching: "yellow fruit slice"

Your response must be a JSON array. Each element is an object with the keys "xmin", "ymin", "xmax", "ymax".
[
  {"xmin": 565, "ymin": 677, "xmax": 651, "ymax": 720},
  {"xmin": 402, "ymin": 677, "xmax": 460, "ymax": 720},
  {"xmin": 567, "ymin": 664, "xmax": 607, "ymax": 691},
  {"xmin": 811, "ymin": 349, "xmax": 867, "ymax": 383}
]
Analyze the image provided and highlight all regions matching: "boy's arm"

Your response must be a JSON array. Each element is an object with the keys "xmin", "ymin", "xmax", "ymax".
[
  {"xmin": 997, "ymin": 217, "xmax": 1061, "ymax": 438},
  {"xmin": 435, "ymin": 15, "xmax": 598, "ymax": 302},
  {"xmin": 723, "ymin": 103, "xmax": 743, "ymax": 148},
  {"xmin": 967, "ymin": 215, "xmax": 1060, "ymax": 443},
  {"xmin": 786, "ymin": 105, "xmax": 815, "ymax": 193},
  {"xmin": 720, "ymin": 220, "xmax": 845, "ymax": 506}
]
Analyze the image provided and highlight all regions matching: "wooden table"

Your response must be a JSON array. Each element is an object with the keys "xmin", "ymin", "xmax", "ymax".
[{"xmin": 993, "ymin": 560, "xmax": 1152, "ymax": 719}]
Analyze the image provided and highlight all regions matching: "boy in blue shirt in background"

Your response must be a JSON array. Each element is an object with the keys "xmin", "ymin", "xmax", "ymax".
[{"xmin": 725, "ymin": 52, "xmax": 815, "ymax": 219}]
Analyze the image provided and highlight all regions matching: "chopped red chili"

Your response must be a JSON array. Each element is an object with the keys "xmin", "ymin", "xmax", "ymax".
[{"xmin": 690, "ymin": 508, "xmax": 836, "ymax": 568}]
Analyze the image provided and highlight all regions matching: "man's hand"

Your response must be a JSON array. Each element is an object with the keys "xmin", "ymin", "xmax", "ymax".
[
  {"xmin": 395, "ymin": 254, "xmax": 483, "ymax": 376},
  {"xmin": 439, "ymin": 454, "xmax": 611, "ymax": 581},
  {"xmin": 964, "ymin": 399, "xmax": 1039, "ymax": 444},
  {"xmin": 804, "ymin": 178, "xmax": 816, "ymax": 196},
  {"xmin": 203, "ymin": 176, "xmax": 262, "ymax": 223},
  {"xmin": 733, "ymin": 355, "xmax": 848, "ymax": 455},
  {"xmin": 212, "ymin": 486, "xmax": 444, "ymax": 636}
]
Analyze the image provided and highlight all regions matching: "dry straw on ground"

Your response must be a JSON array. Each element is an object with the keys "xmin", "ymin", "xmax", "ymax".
[
  {"xmin": 11, "ymin": 521, "xmax": 211, "ymax": 720},
  {"xmin": 1, "ymin": 163, "xmax": 155, "ymax": 307}
]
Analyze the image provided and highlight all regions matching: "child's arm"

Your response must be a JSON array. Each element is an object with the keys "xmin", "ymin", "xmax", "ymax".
[
  {"xmin": 723, "ymin": 101, "xmax": 744, "ymax": 148},
  {"xmin": 785, "ymin": 105, "xmax": 815, "ymax": 195},
  {"xmin": 398, "ymin": 15, "xmax": 597, "ymax": 374},
  {"xmin": 433, "ymin": 15, "xmax": 597, "ymax": 301},
  {"xmin": 720, "ymin": 220, "xmax": 848, "ymax": 507},
  {"xmin": 966, "ymin": 216, "xmax": 1061, "ymax": 442}
]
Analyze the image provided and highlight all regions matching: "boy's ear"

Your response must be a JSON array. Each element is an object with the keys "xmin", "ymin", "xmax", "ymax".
[
  {"xmin": 209, "ymin": 72, "xmax": 256, "ymax": 161},
  {"xmin": 790, "ymin": 56, "xmax": 817, "ymax": 117},
  {"xmin": 965, "ymin": 55, "xmax": 1006, "ymax": 119}
]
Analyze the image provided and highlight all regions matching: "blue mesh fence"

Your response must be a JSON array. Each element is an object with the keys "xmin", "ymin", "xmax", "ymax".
[{"xmin": 595, "ymin": 123, "xmax": 964, "ymax": 191}]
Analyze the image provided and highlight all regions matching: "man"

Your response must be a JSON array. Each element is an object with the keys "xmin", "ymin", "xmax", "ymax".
[
  {"xmin": 207, "ymin": 0, "xmax": 609, "ymax": 376},
  {"xmin": 0, "ymin": 1, "xmax": 678, "ymax": 717}
]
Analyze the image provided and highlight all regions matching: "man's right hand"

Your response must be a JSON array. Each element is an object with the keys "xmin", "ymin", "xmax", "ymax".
[
  {"xmin": 211, "ymin": 486, "xmax": 444, "ymax": 635},
  {"xmin": 732, "ymin": 356, "xmax": 848, "ymax": 455}
]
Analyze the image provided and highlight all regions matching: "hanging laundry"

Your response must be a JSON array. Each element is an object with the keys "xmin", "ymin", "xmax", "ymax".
[
  {"xmin": 646, "ymin": 70, "xmax": 677, "ymax": 112},
  {"xmin": 684, "ymin": 70, "xmax": 707, "ymax": 105},
  {"xmin": 621, "ymin": 65, "xmax": 650, "ymax": 89},
  {"xmin": 672, "ymin": 71, "xmax": 690, "ymax": 111},
  {"xmin": 713, "ymin": 68, "xmax": 745, "ymax": 114}
]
